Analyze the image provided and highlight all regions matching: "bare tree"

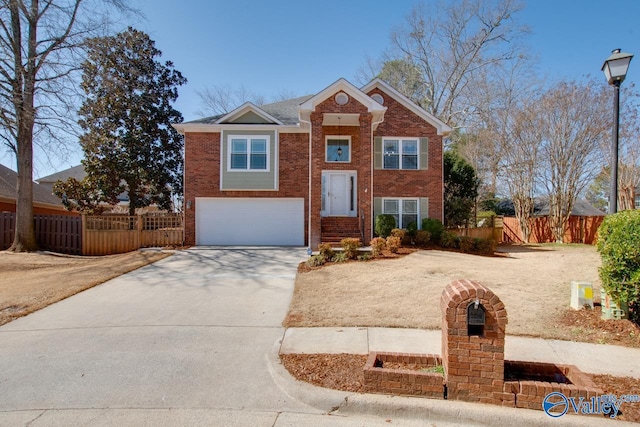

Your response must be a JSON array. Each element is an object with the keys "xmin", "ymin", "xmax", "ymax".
[
  {"xmin": 500, "ymin": 104, "xmax": 540, "ymax": 243},
  {"xmin": 536, "ymin": 81, "xmax": 609, "ymax": 242},
  {"xmin": 0, "ymin": 0, "xmax": 134, "ymax": 251},
  {"xmin": 386, "ymin": 0, "xmax": 528, "ymax": 127},
  {"xmin": 196, "ymin": 84, "xmax": 262, "ymax": 116},
  {"xmin": 616, "ymin": 88, "xmax": 640, "ymax": 210},
  {"xmin": 196, "ymin": 84, "xmax": 301, "ymax": 117}
]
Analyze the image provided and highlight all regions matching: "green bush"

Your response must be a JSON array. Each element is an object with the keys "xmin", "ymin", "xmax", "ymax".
[
  {"xmin": 375, "ymin": 214, "xmax": 396, "ymax": 238},
  {"xmin": 459, "ymin": 236, "xmax": 475, "ymax": 253},
  {"xmin": 406, "ymin": 221, "xmax": 418, "ymax": 237},
  {"xmin": 415, "ymin": 230, "xmax": 431, "ymax": 246},
  {"xmin": 596, "ymin": 210, "xmax": 640, "ymax": 304},
  {"xmin": 369, "ymin": 237, "xmax": 387, "ymax": 257},
  {"xmin": 358, "ymin": 253, "xmax": 371, "ymax": 261},
  {"xmin": 333, "ymin": 252, "xmax": 348, "ymax": 263},
  {"xmin": 386, "ymin": 235, "xmax": 401, "ymax": 253},
  {"xmin": 318, "ymin": 243, "xmax": 335, "ymax": 260},
  {"xmin": 306, "ymin": 254, "xmax": 326, "ymax": 267},
  {"xmin": 440, "ymin": 231, "xmax": 460, "ymax": 249},
  {"xmin": 474, "ymin": 238, "xmax": 497, "ymax": 255},
  {"xmin": 341, "ymin": 237, "xmax": 361, "ymax": 260},
  {"xmin": 422, "ymin": 218, "xmax": 445, "ymax": 243}
]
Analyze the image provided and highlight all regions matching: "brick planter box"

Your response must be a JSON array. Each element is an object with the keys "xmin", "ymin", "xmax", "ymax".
[
  {"xmin": 363, "ymin": 352, "xmax": 445, "ymax": 398},
  {"xmin": 504, "ymin": 361, "xmax": 602, "ymax": 410}
]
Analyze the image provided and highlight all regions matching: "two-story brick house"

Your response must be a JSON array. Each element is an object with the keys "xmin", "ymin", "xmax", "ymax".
[{"xmin": 173, "ymin": 78, "xmax": 451, "ymax": 248}]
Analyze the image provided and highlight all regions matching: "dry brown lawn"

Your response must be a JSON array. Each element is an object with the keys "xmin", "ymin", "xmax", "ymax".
[
  {"xmin": 285, "ymin": 244, "xmax": 613, "ymax": 340},
  {"xmin": 0, "ymin": 250, "xmax": 171, "ymax": 326}
]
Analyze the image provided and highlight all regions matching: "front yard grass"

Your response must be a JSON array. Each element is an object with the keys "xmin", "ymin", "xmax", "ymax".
[
  {"xmin": 285, "ymin": 244, "xmax": 640, "ymax": 347},
  {"xmin": 0, "ymin": 250, "xmax": 171, "ymax": 326}
]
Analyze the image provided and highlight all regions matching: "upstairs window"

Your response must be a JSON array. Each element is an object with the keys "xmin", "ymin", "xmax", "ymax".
[
  {"xmin": 326, "ymin": 136, "xmax": 351, "ymax": 163},
  {"xmin": 383, "ymin": 138, "xmax": 418, "ymax": 170},
  {"xmin": 228, "ymin": 136, "xmax": 269, "ymax": 171}
]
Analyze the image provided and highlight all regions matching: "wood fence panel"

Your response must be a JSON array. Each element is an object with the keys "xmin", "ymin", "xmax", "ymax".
[
  {"xmin": 0, "ymin": 212, "xmax": 15, "ymax": 250},
  {"xmin": 34, "ymin": 215, "xmax": 82, "ymax": 255},
  {"xmin": 82, "ymin": 214, "xmax": 183, "ymax": 255},
  {"xmin": 141, "ymin": 229, "xmax": 184, "ymax": 247},
  {"xmin": 448, "ymin": 226, "xmax": 503, "ymax": 242},
  {"xmin": 501, "ymin": 216, "xmax": 603, "ymax": 244}
]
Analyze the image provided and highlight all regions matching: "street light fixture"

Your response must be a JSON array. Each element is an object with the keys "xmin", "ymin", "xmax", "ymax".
[{"xmin": 602, "ymin": 49, "xmax": 633, "ymax": 214}]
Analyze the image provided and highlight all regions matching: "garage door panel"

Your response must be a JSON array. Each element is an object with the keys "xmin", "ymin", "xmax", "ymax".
[{"xmin": 196, "ymin": 198, "xmax": 304, "ymax": 246}]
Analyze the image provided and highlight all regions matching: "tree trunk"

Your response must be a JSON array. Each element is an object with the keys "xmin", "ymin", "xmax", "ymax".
[
  {"xmin": 11, "ymin": 140, "xmax": 38, "ymax": 251},
  {"xmin": 9, "ymin": 0, "xmax": 39, "ymax": 252}
]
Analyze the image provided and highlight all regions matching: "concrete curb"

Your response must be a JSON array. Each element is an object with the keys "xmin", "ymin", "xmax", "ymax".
[{"xmin": 268, "ymin": 338, "xmax": 636, "ymax": 426}]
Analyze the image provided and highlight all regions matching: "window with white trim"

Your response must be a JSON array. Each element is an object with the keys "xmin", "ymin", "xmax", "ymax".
[
  {"xmin": 383, "ymin": 198, "xmax": 419, "ymax": 229},
  {"xmin": 383, "ymin": 138, "xmax": 418, "ymax": 170},
  {"xmin": 228, "ymin": 135, "xmax": 269, "ymax": 171},
  {"xmin": 326, "ymin": 136, "xmax": 351, "ymax": 162}
]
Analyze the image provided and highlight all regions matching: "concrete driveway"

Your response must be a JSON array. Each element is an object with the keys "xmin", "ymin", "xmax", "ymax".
[{"xmin": 0, "ymin": 247, "xmax": 330, "ymax": 426}]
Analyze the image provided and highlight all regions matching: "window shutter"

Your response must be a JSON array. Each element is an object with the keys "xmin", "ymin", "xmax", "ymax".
[
  {"xmin": 419, "ymin": 137, "xmax": 429, "ymax": 170},
  {"xmin": 374, "ymin": 137, "xmax": 382, "ymax": 169},
  {"xmin": 373, "ymin": 197, "xmax": 383, "ymax": 223},
  {"xmin": 419, "ymin": 198, "xmax": 429, "ymax": 228}
]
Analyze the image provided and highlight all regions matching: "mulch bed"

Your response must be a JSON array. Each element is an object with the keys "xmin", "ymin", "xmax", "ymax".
[
  {"xmin": 557, "ymin": 305, "xmax": 640, "ymax": 348},
  {"xmin": 281, "ymin": 353, "xmax": 640, "ymax": 423},
  {"xmin": 297, "ymin": 247, "xmax": 418, "ymax": 273}
]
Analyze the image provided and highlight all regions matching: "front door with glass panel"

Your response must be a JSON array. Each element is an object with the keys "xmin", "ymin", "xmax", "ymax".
[{"xmin": 321, "ymin": 171, "xmax": 357, "ymax": 217}]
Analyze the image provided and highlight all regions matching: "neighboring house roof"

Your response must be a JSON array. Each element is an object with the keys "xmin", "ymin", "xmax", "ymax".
[
  {"xmin": 0, "ymin": 163, "xmax": 64, "ymax": 207},
  {"xmin": 173, "ymin": 77, "xmax": 452, "ymax": 136},
  {"xmin": 37, "ymin": 164, "xmax": 130, "ymax": 203},
  {"xmin": 37, "ymin": 164, "xmax": 87, "ymax": 185},
  {"xmin": 497, "ymin": 198, "xmax": 606, "ymax": 217}
]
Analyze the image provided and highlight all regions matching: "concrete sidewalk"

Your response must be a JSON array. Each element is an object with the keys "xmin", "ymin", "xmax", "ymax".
[{"xmin": 280, "ymin": 327, "xmax": 640, "ymax": 379}]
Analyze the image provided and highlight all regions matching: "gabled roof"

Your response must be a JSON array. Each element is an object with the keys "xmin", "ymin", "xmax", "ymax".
[
  {"xmin": 174, "ymin": 77, "xmax": 451, "ymax": 135},
  {"xmin": 361, "ymin": 78, "xmax": 452, "ymax": 136},
  {"xmin": 0, "ymin": 163, "xmax": 63, "ymax": 206},
  {"xmin": 496, "ymin": 198, "xmax": 606, "ymax": 217},
  {"xmin": 37, "ymin": 164, "xmax": 86, "ymax": 184},
  {"xmin": 298, "ymin": 78, "xmax": 386, "ymax": 123},
  {"xmin": 214, "ymin": 102, "xmax": 284, "ymax": 125}
]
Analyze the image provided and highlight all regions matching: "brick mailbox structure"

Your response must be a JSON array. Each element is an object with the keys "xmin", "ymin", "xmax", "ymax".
[
  {"xmin": 441, "ymin": 279, "xmax": 511, "ymax": 405},
  {"xmin": 364, "ymin": 278, "xmax": 603, "ymax": 412}
]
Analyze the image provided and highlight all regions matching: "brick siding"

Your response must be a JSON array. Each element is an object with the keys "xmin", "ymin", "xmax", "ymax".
[{"xmin": 182, "ymin": 86, "xmax": 444, "ymax": 247}]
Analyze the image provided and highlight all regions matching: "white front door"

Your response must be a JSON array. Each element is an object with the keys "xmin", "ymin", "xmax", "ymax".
[{"xmin": 322, "ymin": 171, "xmax": 357, "ymax": 217}]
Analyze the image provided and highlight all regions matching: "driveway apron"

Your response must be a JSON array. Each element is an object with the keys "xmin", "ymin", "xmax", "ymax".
[{"xmin": 0, "ymin": 247, "xmax": 312, "ymax": 416}]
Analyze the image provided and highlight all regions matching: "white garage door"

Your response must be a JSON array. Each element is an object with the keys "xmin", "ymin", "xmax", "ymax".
[{"xmin": 196, "ymin": 198, "xmax": 305, "ymax": 246}]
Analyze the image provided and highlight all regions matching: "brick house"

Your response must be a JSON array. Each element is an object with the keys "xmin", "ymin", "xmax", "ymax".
[
  {"xmin": 173, "ymin": 78, "xmax": 451, "ymax": 248},
  {"xmin": 0, "ymin": 163, "xmax": 76, "ymax": 216}
]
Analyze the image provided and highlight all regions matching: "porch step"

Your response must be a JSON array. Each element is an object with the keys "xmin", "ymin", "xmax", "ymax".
[
  {"xmin": 321, "ymin": 217, "xmax": 361, "ymax": 245},
  {"xmin": 321, "ymin": 217, "xmax": 360, "ymax": 233}
]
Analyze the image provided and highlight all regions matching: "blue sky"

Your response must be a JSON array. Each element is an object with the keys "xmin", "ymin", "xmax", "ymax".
[{"xmin": 2, "ymin": 0, "xmax": 639, "ymax": 178}]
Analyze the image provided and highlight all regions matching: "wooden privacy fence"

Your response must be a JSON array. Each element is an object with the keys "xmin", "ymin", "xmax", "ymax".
[
  {"xmin": 83, "ymin": 213, "xmax": 183, "ymax": 255},
  {"xmin": 0, "ymin": 213, "xmax": 82, "ymax": 254},
  {"xmin": 502, "ymin": 216, "xmax": 604, "ymax": 244},
  {"xmin": 1, "ymin": 212, "xmax": 182, "ymax": 255},
  {"xmin": 447, "ymin": 216, "xmax": 504, "ymax": 242}
]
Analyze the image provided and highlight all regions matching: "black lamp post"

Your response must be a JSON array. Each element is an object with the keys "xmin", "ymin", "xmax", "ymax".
[{"xmin": 602, "ymin": 49, "xmax": 633, "ymax": 214}]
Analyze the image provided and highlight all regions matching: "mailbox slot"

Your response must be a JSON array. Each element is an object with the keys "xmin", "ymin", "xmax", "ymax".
[{"xmin": 467, "ymin": 301, "xmax": 485, "ymax": 336}]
